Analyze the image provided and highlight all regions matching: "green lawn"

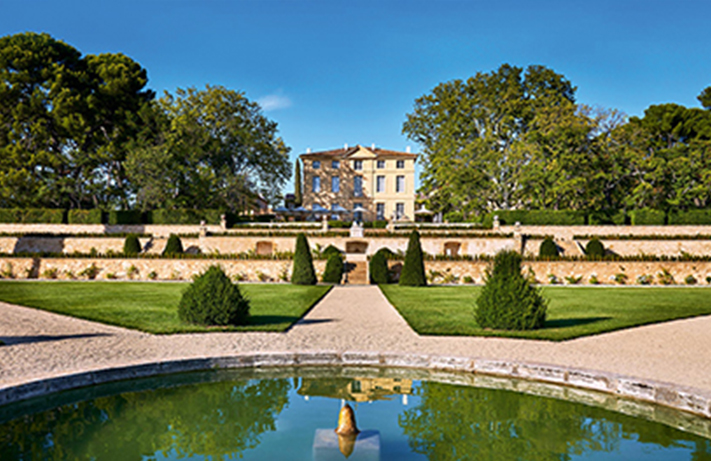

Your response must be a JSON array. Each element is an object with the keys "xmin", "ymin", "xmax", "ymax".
[
  {"xmin": 0, "ymin": 281, "xmax": 331, "ymax": 334},
  {"xmin": 380, "ymin": 285, "xmax": 711, "ymax": 341}
]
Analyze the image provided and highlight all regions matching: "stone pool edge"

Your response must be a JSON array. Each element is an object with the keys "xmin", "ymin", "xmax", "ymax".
[{"xmin": 1, "ymin": 351, "xmax": 710, "ymax": 421}]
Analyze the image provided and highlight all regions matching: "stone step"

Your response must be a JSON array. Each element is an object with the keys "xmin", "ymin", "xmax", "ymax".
[{"xmin": 344, "ymin": 260, "xmax": 368, "ymax": 285}]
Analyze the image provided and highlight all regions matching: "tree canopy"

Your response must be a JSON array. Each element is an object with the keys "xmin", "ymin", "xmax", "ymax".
[
  {"xmin": 404, "ymin": 64, "xmax": 711, "ymax": 219},
  {"xmin": 0, "ymin": 32, "xmax": 290, "ymax": 212}
]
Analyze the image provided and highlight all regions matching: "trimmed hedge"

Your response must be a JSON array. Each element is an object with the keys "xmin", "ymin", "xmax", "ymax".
[
  {"xmin": 399, "ymin": 230, "xmax": 427, "ymax": 286},
  {"xmin": 328, "ymin": 220, "xmax": 388, "ymax": 229},
  {"xmin": 322, "ymin": 252, "xmax": 344, "ymax": 284},
  {"xmin": 291, "ymin": 233, "xmax": 317, "ymax": 285},
  {"xmin": 629, "ymin": 208, "xmax": 665, "ymax": 225},
  {"xmin": 123, "ymin": 234, "xmax": 142, "ymax": 255},
  {"xmin": 162, "ymin": 234, "xmax": 184, "ymax": 255},
  {"xmin": 0, "ymin": 208, "xmax": 66, "ymax": 224},
  {"xmin": 538, "ymin": 237, "xmax": 559, "ymax": 258},
  {"xmin": 484, "ymin": 210, "xmax": 586, "ymax": 226},
  {"xmin": 322, "ymin": 244, "xmax": 343, "ymax": 259},
  {"xmin": 68, "ymin": 209, "xmax": 104, "ymax": 224},
  {"xmin": 108, "ymin": 210, "xmax": 145, "ymax": 225},
  {"xmin": 585, "ymin": 237, "xmax": 605, "ymax": 258},
  {"xmin": 178, "ymin": 265, "xmax": 250, "ymax": 326},
  {"xmin": 150, "ymin": 209, "xmax": 225, "ymax": 225},
  {"xmin": 475, "ymin": 250, "xmax": 547, "ymax": 330},
  {"xmin": 668, "ymin": 209, "xmax": 711, "ymax": 225},
  {"xmin": 369, "ymin": 249, "xmax": 391, "ymax": 284}
]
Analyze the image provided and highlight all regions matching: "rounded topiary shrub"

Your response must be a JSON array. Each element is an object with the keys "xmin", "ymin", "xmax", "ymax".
[
  {"xmin": 369, "ymin": 249, "xmax": 390, "ymax": 284},
  {"xmin": 163, "ymin": 234, "xmax": 184, "ymax": 255},
  {"xmin": 123, "ymin": 234, "xmax": 141, "ymax": 255},
  {"xmin": 399, "ymin": 230, "xmax": 427, "ymax": 286},
  {"xmin": 538, "ymin": 237, "xmax": 559, "ymax": 258},
  {"xmin": 178, "ymin": 265, "xmax": 250, "ymax": 326},
  {"xmin": 322, "ymin": 252, "xmax": 344, "ymax": 284},
  {"xmin": 475, "ymin": 250, "xmax": 547, "ymax": 330},
  {"xmin": 585, "ymin": 238, "xmax": 605, "ymax": 258},
  {"xmin": 292, "ymin": 233, "xmax": 316, "ymax": 285}
]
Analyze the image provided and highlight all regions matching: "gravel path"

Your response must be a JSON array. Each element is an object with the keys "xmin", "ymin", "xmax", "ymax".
[{"xmin": 1, "ymin": 285, "xmax": 711, "ymax": 395}]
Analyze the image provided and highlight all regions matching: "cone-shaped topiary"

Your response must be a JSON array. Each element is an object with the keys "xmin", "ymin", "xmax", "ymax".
[
  {"xmin": 539, "ymin": 237, "xmax": 559, "ymax": 258},
  {"xmin": 399, "ymin": 230, "xmax": 427, "ymax": 286},
  {"xmin": 369, "ymin": 249, "xmax": 390, "ymax": 284},
  {"xmin": 123, "ymin": 234, "xmax": 141, "ymax": 255},
  {"xmin": 322, "ymin": 252, "xmax": 344, "ymax": 284},
  {"xmin": 475, "ymin": 250, "xmax": 547, "ymax": 330},
  {"xmin": 585, "ymin": 237, "xmax": 605, "ymax": 259},
  {"xmin": 322, "ymin": 244, "xmax": 343, "ymax": 259},
  {"xmin": 291, "ymin": 233, "xmax": 317, "ymax": 285},
  {"xmin": 178, "ymin": 265, "xmax": 250, "ymax": 326},
  {"xmin": 163, "ymin": 234, "xmax": 184, "ymax": 256}
]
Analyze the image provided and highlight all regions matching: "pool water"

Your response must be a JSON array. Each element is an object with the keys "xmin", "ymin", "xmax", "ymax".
[{"xmin": 0, "ymin": 368, "xmax": 709, "ymax": 460}]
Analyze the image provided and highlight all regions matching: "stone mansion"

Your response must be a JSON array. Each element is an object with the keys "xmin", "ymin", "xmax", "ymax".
[{"xmin": 300, "ymin": 144, "xmax": 417, "ymax": 222}]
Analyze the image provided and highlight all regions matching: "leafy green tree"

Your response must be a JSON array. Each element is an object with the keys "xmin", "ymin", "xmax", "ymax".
[
  {"xmin": 127, "ymin": 85, "xmax": 291, "ymax": 211},
  {"xmin": 179, "ymin": 265, "xmax": 250, "ymax": 326},
  {"xmin": 699, "ymin": 86, "xmax": 711, "ymax": 110},
  {"xmin": 291, "ymin": 233, "xmax": 316, "ymax": 285},
  {"xmin": 399, "ymin": 230, "xmax": 426, "ymax": 286},
  {"xmin": 403, "ymin": 64, "xmax": 577, "ymax": 216},
  {"xmin": 476, "ymin": 250, "xmax": 547, "ymax": 330}
]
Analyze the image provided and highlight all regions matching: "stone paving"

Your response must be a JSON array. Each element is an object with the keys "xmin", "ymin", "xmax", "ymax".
[{"xmin": 1, "ymin": 285, "xmax": 711, "ymax": 416}]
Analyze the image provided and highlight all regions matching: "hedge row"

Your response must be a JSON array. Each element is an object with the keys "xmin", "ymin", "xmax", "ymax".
[{"xmin": 0, "ymin": 209, "xmax": 272, "ymax": 226}]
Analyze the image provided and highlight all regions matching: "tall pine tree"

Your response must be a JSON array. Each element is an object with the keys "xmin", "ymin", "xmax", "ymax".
[{"xmin": 294, "ymin": 159, "xmax": 302, "ymax": 207}]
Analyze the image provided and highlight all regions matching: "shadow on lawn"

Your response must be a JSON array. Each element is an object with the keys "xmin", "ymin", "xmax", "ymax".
[{"xmin": 544, "ymin": 317, "xmax": 611, "ymax": 329}]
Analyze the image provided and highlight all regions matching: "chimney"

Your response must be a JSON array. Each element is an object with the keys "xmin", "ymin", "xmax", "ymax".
[
  {"xmin": 344, "ymin": 143, "xmax": 348, "ymax": 150},
  {"xmin": 306, "ymin": 147, "xmax": 311, "ymax": 154},
  {"xmin": 406, "ymin": 146, "xmax": 411, "ymax": 153},
  {"xmin": 371, "ymin": 143, "xmax": 375, "ymax": 149}
]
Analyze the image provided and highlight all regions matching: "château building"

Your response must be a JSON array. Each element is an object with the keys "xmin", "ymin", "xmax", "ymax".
[{"xmin": 300, "ymin": 144, "xmax": 417, "ymax": 222}]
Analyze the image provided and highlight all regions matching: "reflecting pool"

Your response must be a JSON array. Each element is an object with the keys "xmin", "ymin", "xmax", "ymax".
[{"xmin": 0, "ymin": 367, "xmax": 709, "ymax": 460}]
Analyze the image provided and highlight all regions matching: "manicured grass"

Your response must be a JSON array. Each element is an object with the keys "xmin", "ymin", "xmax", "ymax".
[
  {"xmin": 0, "ymin": 281, "xmax": 331, "ymax": 334},
  {"xmin": 380, "ymin": 285, "xmax": 711, "ymax": 341}
]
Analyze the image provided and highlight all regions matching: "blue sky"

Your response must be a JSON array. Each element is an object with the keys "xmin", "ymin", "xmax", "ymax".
[{"xmin": 2, "ymin": 0, "xmax": 710, "ymax": 191}]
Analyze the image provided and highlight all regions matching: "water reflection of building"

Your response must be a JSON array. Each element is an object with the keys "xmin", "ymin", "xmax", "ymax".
[{"xmin": 298, "ymin": 377, "xmax": 412, "ymax": 403}]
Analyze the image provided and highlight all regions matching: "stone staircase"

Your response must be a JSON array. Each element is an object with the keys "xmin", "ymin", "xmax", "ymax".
[{"xmin": 344, "ymin": 260, "xmax": 368, "ymax": 285}]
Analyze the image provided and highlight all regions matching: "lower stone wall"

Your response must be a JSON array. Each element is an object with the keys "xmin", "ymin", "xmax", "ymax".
[
  {"xmin": 1, "ymin": 256, "xmax": 710, "ymax": 286},
  {"xmin": 0, "ymin": 258, "xmax": 326, "ymax": 283}
]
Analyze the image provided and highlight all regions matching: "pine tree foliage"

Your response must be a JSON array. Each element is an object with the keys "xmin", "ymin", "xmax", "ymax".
[
  {"xmin": 123, "ymin": 234, "xmax": 141, "ymax": 255},
  {"xmin": 399, "ymin": 230, "xmax": 427, "ymax": 286},
  {"xmin": 475, "ymin": 250, "xmax": 547, "ymax": 330},
  {"xmin": 322, "ymin": 253, "xmax": 344, "ymax": 284},
  {"xmin": 294, "ymin": 159, "xmax": 302, "ymax": 207},
  {"xmin": 162, "ymin": 234, "xmax": 184, "ymax": 255},
  {"xmin": 178, "ymin": 265, "xmax": 250, "ymax": 326},
  {"xmin": 369, "ymin": 249, "xmax": 391, "ymax": 284},
  {"xmin": 291, "ymin": 233, "xmax": 316, "ymax": 285}
]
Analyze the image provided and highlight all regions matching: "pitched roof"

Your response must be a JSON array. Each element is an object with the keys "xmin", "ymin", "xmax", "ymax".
[{"xmin": 299, "ymin": 144, "xmax": 417, "ymax": 159}]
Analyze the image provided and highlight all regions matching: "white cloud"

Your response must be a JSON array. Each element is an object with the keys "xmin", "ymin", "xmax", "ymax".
[{"xmin": 257, "ymin": 92, "xmax": 292, "ymax": 111}]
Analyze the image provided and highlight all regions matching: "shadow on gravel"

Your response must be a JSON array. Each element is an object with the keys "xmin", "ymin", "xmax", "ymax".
[
  {"xmin": 294, "ymin": 318, "xmax": 334, "ymax": 325},
  {"xmin": 0, "ymin": 333, "xmax": 111, "ymax": 345},
  {"xmin": 544, "ymin": 317, "xmax": 611, "ymax": 329}
]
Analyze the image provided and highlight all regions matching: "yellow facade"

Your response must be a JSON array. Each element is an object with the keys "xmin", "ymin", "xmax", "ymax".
[{"xmin": 300, "ymin": 145, "xmax": 417, "ymax": 221}]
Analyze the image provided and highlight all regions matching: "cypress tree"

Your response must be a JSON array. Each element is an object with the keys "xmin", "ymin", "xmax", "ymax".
[
  {"xmin": 475, "ymin": 250, "xmax": 547, "ymax": 330},
  {"xmin": 322, "ymin": 252, "xmax": 344, "ymax": 284},
  {"xmin": 123, "ymin": 234, "xmax": 141, "ymax": 255},
  {"xmin": 294, "ymin": 159, "xmax": 302, "ymax": 207},
  {"xmin": 291, "ymin": 233, "xmax": 316, "ymax": 285},
  {"xmin": 399, "ymin": 230, "xmax": 427, "ymax": 286},
  {"xmin": 163, "ymin": 234, "xmax": 184, "ymax": 256},
  {"xmin": 369, "ymin": 249, "xmax": 390, "ymax": 284}
]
